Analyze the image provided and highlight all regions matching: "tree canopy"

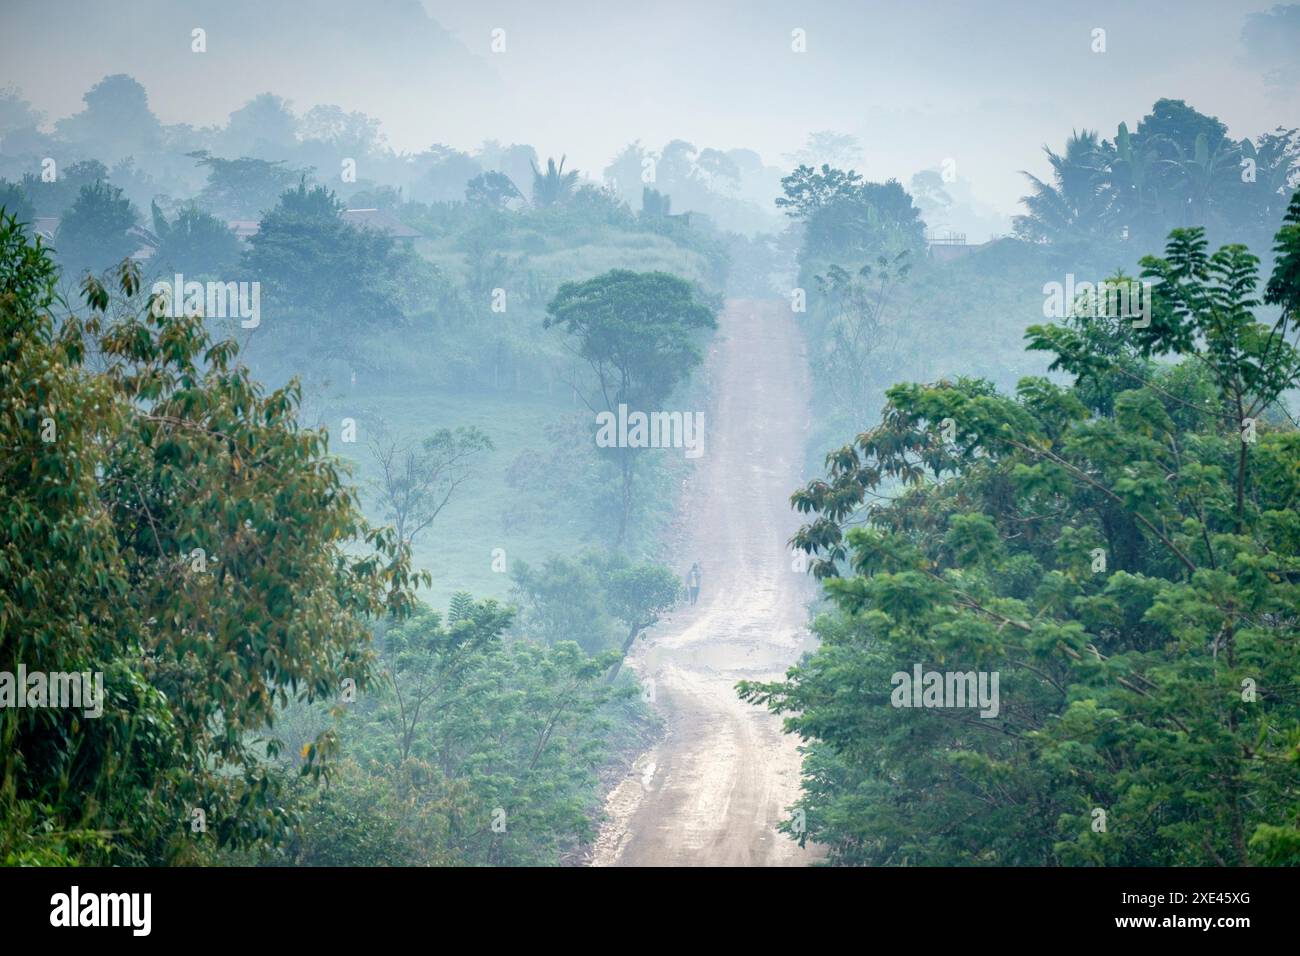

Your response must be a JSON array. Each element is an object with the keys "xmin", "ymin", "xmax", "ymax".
[
  {"xmin": 745, "ymin": 193, "xmax": 1300, "ymax": 866},
  {"xmin": 0, "ymin": 215, "xmax": 424, "ymax": 864}
]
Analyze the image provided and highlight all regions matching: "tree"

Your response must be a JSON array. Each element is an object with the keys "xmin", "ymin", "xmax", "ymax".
[
  {"xmin": 383, "ymin": 598, "xmax": 511, "ymax": 762},
  {"xmin": 243, "ymin": 181, "xmax": 407, "ymax": 348},
  {"xmin": 784, "ymin": 130, "xmax": 864, "ymax": 170},
  {"xmin": 150, "ymin": 202, "xmax": 242, "ymax": 277},
  {"xmin": 641, "ymin": 186, "xmax": 672, "ymax": 218},
  {"xmin": 222, "ymin": 92, "xmax": 298, "ymax": 158},
  {"xmin": 20, "ymin": 159, "xmax": 110, "ymax": 217},
  {"xmin": 510, "ymin": 554, "xmax": 619, "ymax": 653},
  {"xmin": 604, "ymin": 141, "xmax": 653, "ymax": 204},
  {"xmin": 602, "ymin": 558, "xmax": 681, "ymax": 677},
  {"xmin": 0, "ymin": 217, "xmax": 425, "ymax": 864},
  {"xmin": 366, "ymin": 424, "xmax": 493, "ymax": 547},
  {"xmin": 801, "ymin": 180, "xmax": 926, "ymax": 266},
  {"xmin": 1135, "ymin": 97, "xmax": 1230, "ymax": 158},
  {"xmin": 0, "ymin": 180, "xmax": 34, "ymax": 230},
  {"xmin": 299, "ymin": 104, "xmax": 383, "ymax": 158},
  {"xmin": 1240, "ymin": 128, "xmax": 1300, "ymax": 228},
  {"xmin": 776, "ymin": 163, "xmax": 866, "ymax": 219},
  {"xmin": 190, "ymin": 153, "xmax": 301, "ymax": 220},
  {"xmin": 0, "ymin": 85, "xmax": 44, "ymax": 137},
  {"xmin": 1013, "ymin": 130, "xmax": 1114, "ymax": 243},
  {"xmin": 745, "ymin": 200, "xmax": 1300, "ymax": 866},
  {"xmin": 695, "ymin": 148, "xmax": 743, "ymax": 192},
  {"xmin": 544, "ymin": 270, "xmax": 717, "ymax": 542},
  {"xmin": 465, "ymin": 170, "xmax": 523, "ymax": 208},
  {"xmin": 54, "ymin": 180, "xmax": 138, "ymax": 275},
  {"xmin": 415, "ymin": 145, "xmax": 482, "ymax": 203},
  {"xmin": 509, "ymin": 550, "xmax": 680, "ymax": 660},
  {"xmin": 908, "ymin": 169, "xmax": 954, "ymax": 226},
  {"xmin": 812, "ymin": 252, "xmax": 911, "ymax": 414},
  {"xmin": 339, "ymin": 597, "xmax": 628, "ymax": 865},
  {"xmin": 1166, "ymin": 132, "xmax": 1245, "ymax": 231},
  {"xmin": 1015, "ymin": 102, "xmax": 1300, "ymax": 248},
  {"xmin": 54, "ymin": 74, "xmax": 162, "ymax": 161},
  {"xmin": 531, "ymin": 156, "xmax": 579, "ymax": 208},
  {"xmin": 474, "ymin": 140, "xmax": 539, "ymax": 199}
]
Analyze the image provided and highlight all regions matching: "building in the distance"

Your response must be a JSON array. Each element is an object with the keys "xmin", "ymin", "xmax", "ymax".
[{"xmin": 927, "ymin": 231, "xmax": 996, "ymax": 263}]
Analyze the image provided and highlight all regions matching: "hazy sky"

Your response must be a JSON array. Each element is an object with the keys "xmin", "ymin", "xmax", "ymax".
[{"xmin": 2, "ymin": 0, "xmax": 1297, "ymax": 219}]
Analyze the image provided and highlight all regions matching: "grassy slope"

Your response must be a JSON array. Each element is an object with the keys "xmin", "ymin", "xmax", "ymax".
[
  {"xmin": 324, "ymin": 229, "xmax": 721, "ymax": 610},
  {"xmin": 325, "ymin": 386, "xmax": 588, "ymax": 609},
  {"xmin": 416, "ymin": 226, "xmax": 721, "ymax": 288}
]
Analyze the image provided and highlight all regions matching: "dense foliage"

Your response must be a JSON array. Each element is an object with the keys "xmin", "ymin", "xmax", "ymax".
[
  {"xmin": 267, "ymin": 596, "xmax": 644, "ymax": 866},
  {"xmin": 1014, "ymin": 99, "xmax": 1298, "ymax": 252},
  {"xmin": 0, "ymin": 216, "xmax": 424, "ymax": 864},
  {"xmin": 743, "ymin": 196, "xmax": 1300, "ymax": 865}
]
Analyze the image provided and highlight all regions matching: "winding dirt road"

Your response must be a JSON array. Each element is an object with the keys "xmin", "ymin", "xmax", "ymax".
[{"xmin": 590, "ymin": 299, "xmax": 819, "ymax": 867}]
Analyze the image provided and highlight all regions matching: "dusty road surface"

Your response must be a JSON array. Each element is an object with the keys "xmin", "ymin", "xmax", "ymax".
[{"xmin": 590, "ymin": 299, "xmax": 820, "ymax": 867}]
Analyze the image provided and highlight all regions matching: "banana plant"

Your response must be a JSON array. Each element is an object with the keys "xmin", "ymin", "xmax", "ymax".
[
  {"xmin": 1240, "ymin": 130, "xmax": 1300, "ymax": 222},
  {"xmin": 1109, "ymin": 121, "xmax": 1162, "ymax": 237},
  {"xmin": 1160, "ymin": 131, "xmax": 1242, "ymax": 228}
]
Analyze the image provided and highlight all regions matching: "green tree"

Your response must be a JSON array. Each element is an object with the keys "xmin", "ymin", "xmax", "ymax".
[
  {"xmin": 641, "ymin": 186, "xmax": 672, "ymax": 219},
  {"xmin": 20, "ymin": 159, "xmax": 110, "ymax": 217},
  {"xmin": 509, "ymin": 550, "xmax": 680, "ymax": 661},
  {"xmin": 798, "ymin": 179, "xmax": 926, "ymax": 271},
  {"xmin": 1239, "ymin": 128, "xmax": 1300, "ymax": 229},
  {"xmin": 366, "ymin": 423, "xmax": 494, "ymax": 547},
  {"xmin": 300, "ymin": 104, "xmax": 383, "ymax": 158},
  {"xmin": 0, "ymin": 216, "xmax": 424, "ymax": 864},
  {"xmin": 510, "ymin": 554, "xmax": 620, "ymax": 653},
  {"xmin": 745, "ymin": 198, "xmax": 1300, "ymax": 866},
  {"xmin": 0, "ymin": 181, "xmax": 35, "ymax": 231},
  {"xmin": 150, "ymin": 201, "xmax": 242, "ymax": 277},
  {"xmin": 0, "ymin": 85, "xmax": 44, "ymax": 137},
  {"xmin": 53, "ymin": 180, "xmax": 138, "ymax": 276},
  {"xmin": 602, "ymin": 558, "xmax": 681, "ymax": 673},
  {"xmin": 416, "ymin": 145, "xmax": 482, "ymax": 203},
  {"xmin": 1015, "ymin": 101, "xmax": 1300, "ymax": 248},
  {"xmin": 465, "ymin": 170, "xmax": 523, "ymax": 208},
  {"xmin": 331, "ymin": 597, "xmax": 629, "ymax": 865},
  {"xmin": 54, "ymin": 74, "xmax": 162, "ymax": 161},
  {"xmin": 190, "ymin": 152, "xmax": 301, "ymax": 220},
  {"xmin": 243, "ymin": 181, "xmax": 407, "ymax": 350},
  {"xmin": 776, "ymin": 163, "xmax": 866, "ymax": 220},
  {"xmin": 383, "ymin": 598, "xmax": 512, "ymax": 763},
  {"xmin": 222, "ymin": 92, "xmax": 298, "ymax": 158},
  {"xmin": 1013, "ymin": 130, "xmax": 1114, "ymax": 244},
  {"xmin": 812, "ymin": 252, "xmax": 911, "ymax": 415},
  {"xmin": 544, "ymin": 269, "xmax": 717, "ymax": 542}
]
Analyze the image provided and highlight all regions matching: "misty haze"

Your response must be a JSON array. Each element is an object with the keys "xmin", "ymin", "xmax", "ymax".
[{"xmin": 1, "ymin": 1, "xmax": 1298, "ymax": 925}]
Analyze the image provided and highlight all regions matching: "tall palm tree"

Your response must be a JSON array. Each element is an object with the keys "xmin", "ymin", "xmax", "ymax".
[
  {"xmin": 530, "ymin": 155, "xmax": 579, "ymax": 208},
  {"xmin": 1013, "ymin": 130, "xmax": 1115, "ymax": 243}
]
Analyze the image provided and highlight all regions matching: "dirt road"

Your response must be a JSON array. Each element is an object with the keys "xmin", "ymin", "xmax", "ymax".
[{"xmin": 590, "ymin": 299, "xmax": 819, "ymax": 867}]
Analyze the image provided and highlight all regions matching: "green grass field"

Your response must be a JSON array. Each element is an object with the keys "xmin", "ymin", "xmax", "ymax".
[
  {"xmin": 323, "ymin": 385, "xmax": 603, "ymax": 609},
  {"xmin": 414, "ymin": 228, "xmax": 720, "ymax": 290}
]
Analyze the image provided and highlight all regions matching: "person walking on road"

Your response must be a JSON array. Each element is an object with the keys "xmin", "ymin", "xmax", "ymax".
[{"xmin": 686, "ymin": 561, "xmax": 702, "ymax": 605}]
